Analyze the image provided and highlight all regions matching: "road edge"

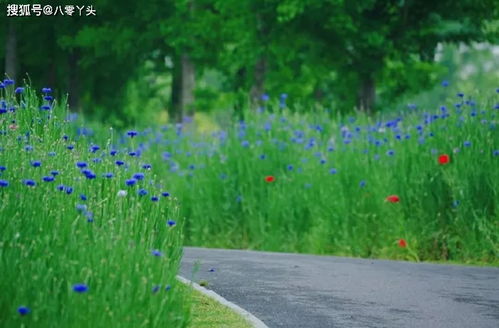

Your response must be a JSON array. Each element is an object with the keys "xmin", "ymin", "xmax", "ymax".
[{"xmin": 176, "ymin": 275, "xmax": 269, "ymax": 328}]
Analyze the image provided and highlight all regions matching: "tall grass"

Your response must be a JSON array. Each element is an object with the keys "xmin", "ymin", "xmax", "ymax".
[
  {"xmin": 124, "ymin": 88, "xmax": 497, "ymax": 264},
  {"xmin": 0, "ymin": 84, "xmax": 190, "ymax": 327}
]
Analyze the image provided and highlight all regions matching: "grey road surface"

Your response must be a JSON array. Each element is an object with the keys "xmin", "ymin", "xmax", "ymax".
[{"xmin": 180, "ymin": 247, "xmax": 499, "ymax": 328}]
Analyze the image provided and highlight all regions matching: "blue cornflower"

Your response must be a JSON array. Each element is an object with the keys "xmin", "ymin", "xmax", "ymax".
[
  {"xmin": 188, "ymin": 164, "xmax": 195, "ymax": 170},
  {"xmin": 0, "ymin": 180, "xmax": 9, "ymax": 187},
  {"xmin": 25, "ymin": 145, "xmax": 34, "ymax": 152},
  {"xmin": 493, "ymin": 150, "xmax": 499, "ymax": 156},
  {"xmin": 320, "ymin": 159, "xmax": 326, "ymax": 165},
  {"xmin": 17, "ymin": 306, "xmax": 30, "ymax": 316},
  {"xmin": 126, "ymin": 178, "xmax": 137, "ymax": 186},
  {"xmin": 4, "ymin": 79, "xmax": 14, "ymax": 85},
  {"xmin": 287, "ymin": 164, "xmax": 294, "ymax": 171},
  {"xmin": 72, "ymin": 284, "xmax": 88, "ymax": 293},
  {"xmin": 241, "ymin": 140, "xmax": 250, "ymax": 147},
  {"xmin": 41, "ymin": 87, "xmax": 52, "ymax": 93},
  {"xmin": 152, "ymin": 285, "xmax": 161, "ymax": 293},
  {"xmin": 31, "ymin": 160, "xmax": 41, "ymax": 167},
  {"xmin": 151, "ymin": 196, "xmax": 159, "ymax": 202},
  {"xmin": 86, "ymin": 212, "xmax": 94, "ymax": 222},
  {"xmin": 209, "ymin": 268, "xmax": 215, "ymax": 272},
  {"xmin": 165, "ymin": 285, "xmax": 171, "ymax": 291},
  {"xmin": 167, "ymin": 220, "xmax": 176, "ymax": 227},
  {"xmin": 76, "ymin": 161, "xmax": 87, "ymax": 168},
  {"xmin": 142, "ymin": 164, "xmax": 152, "ymax": 170},
  {"xmin": 81, "ymin": 169, "xmax": 96, "ymax": 179},
  {"xmin": 441, "ymin": 80, "xmax": 449, "ymax": 87},
  {"xmin": 48, "ymin": 151, "xmax": 56, "ymax": 157},
  {"xmin": 151, "ymin": 250, "xmax": 162, "ymax": 256},
  {"xmin": 463, "ymin": 141, "xmax": 471, "ymax": 147},
  {"xmin": 0, "ymin": 165, "xmax": 5, "ymax": 171},
  {"xmin": 44, "ymin": 96, "xmax": 53, "ymax": 101},
  {"xmin": 40, "ymin": 105, "xmax": 51, "ymax": 111},
  {"xmin": 93, "ymin": 158, "xmax": 102, "ymax": 164},
  {"xmin": 0, "ymin": 82, "xmax": 4, "ymax": 89},
  {"xmin": 452, "ymin": 200, "xmax": 460, "ymax": 208},
  {"xmin": 110, "ymin": 150, "xmax": 118, "ymax": 156},
  {"xmin": 23, "ymin": 179, "xmax": 36, "ymax": 187},
  {"xmin": 329, "ymin": 168, "xmax": 337, "ymax": 174},
  {"xmin": 50, "ymin": 170, "xmax": 59, "ymax": 176},
  {"xmin": 138, "ymin": 188, "xmax": 148, "ymax": 196},
  {"xmin": 57, "ymin": 184, "xmax": 65, "ymax": 191},
  {"xmin": 62, "ymin": 135, "xmax": 69, "ymax": 141},
  {"xmin": 387, "ymin": 150, "xmax": 395, "ymax": 156},
  {"xmin": 42, "ymin": 176, "xmax": 54, "ymax": 182},
  {"xmin": 67, "ymin": 145, "xmax": 74, "ymax": 150},
  {"xmin": 80, "ymin": 194, "xmax": 87, "ymax": 201},
  {"xmin": 127, "ymin": 130, "xmax": 138, "ymax": 138},
  {"xmin": 90, "ymin": 145, "xmax": 100, "ymax": 153},
  {"xmin": 15, "ymin": 87, "xmax": 24, "ymax": 94},
  {"xmin": 76, "ymin": 204, "xmax": 87, "ymax": 212},
  {"xmin": 261, "ymin": 93, "xmax": 269, "ymax": 101},
  {"xmin": 133, "ymin": 173, "xmax": 145, "ymax": 180},
  {"xmin": 65, "ymin": 186, "xmax": 73, "ymax": 194},
  {"xmin": 161, "ymin": 192, "xmax": 170, "ymax": 197},
  {"xmin": 115, "ymin": 160, "xmax": 125, "ymax": 166},
  {"xmin": 359, "ymin": 180, "xmax": 366, "ymax": 188},
  {"xmin": 128, "ymin": 151, "xmax": 137, "ymax": 157},
  {"xmin": 103, "ymin": 172, "xmax": 114, "ymax": 178},
  {"xmin": 457, "ymin": 92, "xmax": 464, "ymax": 98}
]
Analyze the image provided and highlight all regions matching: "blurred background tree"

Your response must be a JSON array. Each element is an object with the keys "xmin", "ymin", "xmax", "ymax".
[{"xmin": 1, "ymin": 0, "xmax": 498, "ymax": 125}]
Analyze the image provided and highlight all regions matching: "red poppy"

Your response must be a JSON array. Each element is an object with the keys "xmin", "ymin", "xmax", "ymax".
[
  {"xmin": 397, "ymin": 239, "xmax": 407, "ymax": 248},
  {"xmin": 386, "ymin": 195, "xmax": 400, "ymax": 203},
  {"xmin": 438, "ymin": 154, "xmax": 450, "ymax": 165},
  {"xmin": 265, "ymin": 176, "xmax": 275, "ymax": 183}
]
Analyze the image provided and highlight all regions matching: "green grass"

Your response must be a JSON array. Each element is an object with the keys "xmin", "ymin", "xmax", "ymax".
[
  {"xmin": 183, "ymin": 284, "xmax": 252, "ymax": 328},
  {"xmin": 137, "ymin": 89, "xmax": 498, "ymax": 264},
  {"xmin": 0, "ymin": 87, "xmax": 190, "ymax": 326}
]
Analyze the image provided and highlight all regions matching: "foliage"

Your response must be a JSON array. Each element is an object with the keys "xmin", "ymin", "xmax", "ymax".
[{"xmin": 0, "ymin": 84, "xmax": 189, "ymax": 327}]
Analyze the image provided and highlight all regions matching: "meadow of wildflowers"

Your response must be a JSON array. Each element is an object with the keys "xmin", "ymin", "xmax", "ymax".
[
  {"xmin": 111, "ymin": 85, "xmax": 497, "ymax": 264},
  {"xmin": 1, "ymin": 79, "xmax": 498, "ymax": 326},
  {"xmin": 0, "ymin": 83, "xmax": 190, "ymax": 327}
]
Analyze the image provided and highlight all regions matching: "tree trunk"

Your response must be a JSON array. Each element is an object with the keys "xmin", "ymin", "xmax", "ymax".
[
  {"xmin": 169, "ymin": 52, "xmax": 196, "ymax": 123},
  {"xmin": 250, "ymin": 56, "xmax": 267, "ymax": 107},
  {"xmin": 68, "ymin": 49, "xmax": 81, "ymax": 112},
  {"xmin": 357, "ymin": 76, "xmax": 375, "ymax": 113},
  {"xmin": 170, "ymin": 54, "xmax": 183, "ymax": 123},
  {"xmin": 5, "ymin": 20, "xmax": 17, "ymax": 81},
  {"xmin": 181, "ymin": 53, "xmax": 195, "ymax": 117}
]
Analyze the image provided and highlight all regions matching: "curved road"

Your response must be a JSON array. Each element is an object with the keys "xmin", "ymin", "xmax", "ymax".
[{"xmin": 180, "ymin": 247, "xmax": 499, "ymax": 328}]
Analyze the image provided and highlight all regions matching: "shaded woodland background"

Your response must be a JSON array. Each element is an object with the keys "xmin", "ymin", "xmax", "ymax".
[{"xmin": 1, "ymin": 0, "xmax": 498, "ymax": 127}]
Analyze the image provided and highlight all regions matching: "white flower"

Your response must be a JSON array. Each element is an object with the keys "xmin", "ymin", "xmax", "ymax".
[{"xmin": 117, "ymin": 190, "xmax": 127, "ymax": 197}]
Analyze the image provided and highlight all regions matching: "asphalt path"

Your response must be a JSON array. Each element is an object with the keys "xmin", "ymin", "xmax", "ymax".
[{"xmin": 180, "ymin": 247, "xmax": 499, "ymax": 328}]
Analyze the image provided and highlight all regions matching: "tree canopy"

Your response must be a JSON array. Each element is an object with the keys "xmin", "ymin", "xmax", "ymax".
[{"xmin": 1, "ymin": 0, "xmax": 498, "ymax": 123}]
